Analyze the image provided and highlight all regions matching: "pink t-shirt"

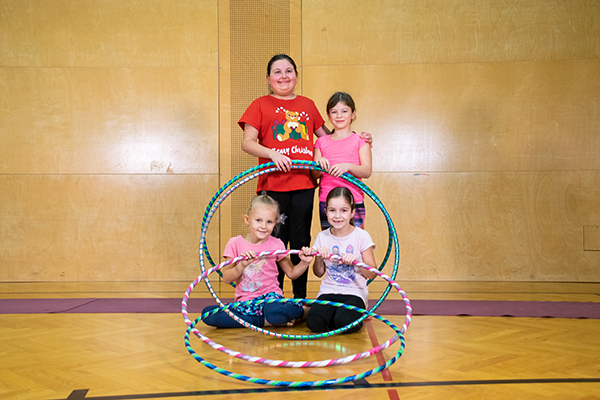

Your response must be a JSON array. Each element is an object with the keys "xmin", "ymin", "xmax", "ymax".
[
  {"xmin": 223, "ymin": 235, "xmax": 286, "ymax": 302},
  {"xmin": 314, "ymin": 133, "xmax": 367, "ymax": 203}
]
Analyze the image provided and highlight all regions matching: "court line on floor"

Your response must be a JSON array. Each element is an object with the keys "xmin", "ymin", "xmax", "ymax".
[
  {"xmin": 56, "ymin": 378, "xmax": 600, "ymax": 399},
  {"xmin": 365, "ymin": 318, "xmax": 399, "ymax": 400}
]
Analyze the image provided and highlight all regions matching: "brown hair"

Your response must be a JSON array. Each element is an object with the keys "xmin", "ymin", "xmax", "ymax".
[
  {"xmin": 326, "ymin": 187, "xmax": 356, "ymax": 226},
  {"xmin": 267, "ymin": 54, "xmax": 298, "ymax": 76},
  {"xmin": 326, "ymin": 92, "xmax": 356, "ymax": 115}
]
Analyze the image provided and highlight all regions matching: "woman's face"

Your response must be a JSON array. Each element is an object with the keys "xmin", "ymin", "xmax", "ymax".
[{"xmin": 267, "ymin": 59, "xmax": 297, "ymax": 98}]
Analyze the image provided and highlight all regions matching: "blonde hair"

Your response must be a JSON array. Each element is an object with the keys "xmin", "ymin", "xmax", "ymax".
[{"xmin": 247, "ymin": 194, "xmax": 280, "ymax": 217}]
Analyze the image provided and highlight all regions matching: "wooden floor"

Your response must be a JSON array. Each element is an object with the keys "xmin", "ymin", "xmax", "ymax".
[{"xmin": 1, "ymin": 281, "xmax": 600, "ymax": 400}]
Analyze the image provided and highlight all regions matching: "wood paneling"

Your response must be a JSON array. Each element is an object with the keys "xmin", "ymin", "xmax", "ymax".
[
  {"xmin": 303, "ymin": 60, "xmax": 600, "ymax": 172},
  {"xmin": 0, "ymin": 174, "xmax": 219, "ymax": 281},
  {"xmin": 220, "ymin": 0, "xmax": 303, "ymax": 246},
  {"xmin": 302, "ymin": 0, "xmax": 600, "ymax": 65},
  {"xmin": 584, "ymin": 225, "xmax": 600, "ymax": 251},
  {"xmin": 0, "ymin": 66, "xmax": 218, "ymax": 174},
  {"xmin": 299, "ymin": 0, "xmax": 599, "ymax": 282},
  {"xmin": 0, "ymin": 1, "xmax": 219, "ymax": 281},
  {"xmin": 0, "ymin": 0, "xmax": 218, "ymax": 67},
  {"xmin": 1, "ymin": 0, "xmax": 599, "ymax": 282},
  {"xmin": 364, "ymin": 172, "xmax": 600, "ymax": 281}
]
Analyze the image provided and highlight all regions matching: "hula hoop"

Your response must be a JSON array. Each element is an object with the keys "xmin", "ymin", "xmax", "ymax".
[
  {"xmin": 182, "ymin": 161, "xmax": 409, "ymax": 386},
  {"xmin": 182, "ymin": 250, "xmax": 412, "ymax": 368},
  {"xmin": 196, "ymin": 161, "xmax": 400, "ymax": 339},
  {"xmin": 184, "ymin": 297, "xmax": 406, "ymax": 387}
]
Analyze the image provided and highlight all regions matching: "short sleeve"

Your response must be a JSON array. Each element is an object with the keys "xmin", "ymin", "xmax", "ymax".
[
  {"xmin": 223, "ymin": 236, "xmax": 239, "ymax": 259},
  {"xmin": 359, "ymin": 229, "xmax": 375, "ymax": 253},
  {"xmin": 238, "ymin": 98, "xmax": 261, "ymax": 131}
]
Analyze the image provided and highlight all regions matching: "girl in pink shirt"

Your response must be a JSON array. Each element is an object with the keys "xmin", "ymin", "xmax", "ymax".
[
  {"xmin": 202, "ymin": 195, "xmax": 313, "ymax": 328},
  {"xmin": 313, "ymin": 92, "xmax": 373, "ymax": 229}
]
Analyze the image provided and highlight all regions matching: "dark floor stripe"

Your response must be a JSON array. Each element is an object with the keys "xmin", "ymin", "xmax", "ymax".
[
  {"xmin": 59, "ymin": 378, "xmax": 600, "ymax": 399},
  {"xmin": 4, "ymin": 298, "xmax": 599, "ymax": 319},
  {"xmin": 66, "ymin": 389, "xmax": 89, "ymax": 400}
]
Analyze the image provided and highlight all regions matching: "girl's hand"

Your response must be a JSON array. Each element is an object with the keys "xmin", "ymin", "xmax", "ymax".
[
  {"xmin": 315, "ymin": 157, "xmax": 330, "ymax": 172},
  {"xmin": 298, "ymin": 246, "xmax": 315, "ymax": 263},
  {"xmin": 341, "ymin": 253, "xmax": 357, "ymax": 266},
  {"xmin": 328, "ymin": 163, "xmax": 351, "ymax": 177},
  {"xmin": 315, "ymin": 247, "xmax": 331, "ymax": 260},
  {"xmin": 271, "ymin": 151, "xmax": 292, "ymax": 172},
  {"xmin": 239, "ymin": 251, "xmax": 258, "ymax": 268}
]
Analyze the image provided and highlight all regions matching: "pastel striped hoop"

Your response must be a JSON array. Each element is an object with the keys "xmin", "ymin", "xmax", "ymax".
[
  {"xmin": 182, "ymin": 252, "xmax": 412, "ymax": 367},
  {"xmin": 183, "ymin": 256, "xmax": 411, "ymax": 386},
  {"xmin": 196, "ymin": 161, "xmax": 400, "ymax": 337},
  {"xmin": 182, "ymin": 161, "xmax": 409, "ymax": 386}
]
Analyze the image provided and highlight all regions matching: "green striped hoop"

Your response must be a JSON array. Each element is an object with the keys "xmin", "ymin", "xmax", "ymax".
[
  {"xmin": 197, "ymin": 160, "xmax": 400, "ymax": 339},
  {"xmin": 184, "ymin": 296, "xmax": 406, "ymax": 387}
]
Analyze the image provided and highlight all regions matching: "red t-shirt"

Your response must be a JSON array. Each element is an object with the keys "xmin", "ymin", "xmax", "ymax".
[{"xmin": 239, "ymin": 95, "xmax": 325, "ymax": 192}]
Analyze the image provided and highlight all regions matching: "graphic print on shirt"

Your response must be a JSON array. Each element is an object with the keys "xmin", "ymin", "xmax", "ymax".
[
  {"xmin": 240, "ymin": 258, "xmax": 266, "ymax": 292},
  {"xmin": 328, "ymin": 244, "xmax": 356, "ymax": 285},
  {"xmin": 272, "ymin": 107, "xmax": 310, "ymax": 142}
]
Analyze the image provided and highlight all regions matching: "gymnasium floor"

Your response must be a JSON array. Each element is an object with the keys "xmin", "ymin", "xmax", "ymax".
[{"xmin": 1, "ymin": 280, "xmax": 599, "ymax": 400}]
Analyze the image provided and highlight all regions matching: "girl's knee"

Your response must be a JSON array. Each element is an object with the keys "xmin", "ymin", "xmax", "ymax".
[
  {"xmin": 335, "ymin": 312, "xmax": 364, "ymax": 333},
  {"xmin": 306, "ymin": 317, "xmax": 326, "ymax": 333},
  {"xmin": 264, "ymin": 303, "xmax": 302, "ymax": 326}
]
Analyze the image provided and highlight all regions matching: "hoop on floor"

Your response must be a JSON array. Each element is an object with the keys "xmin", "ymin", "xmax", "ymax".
[
  {"xmin": 185, "ymin": 299, "xmax": 405, "ymax": 387},
  {"xmin": 182, "ymin": 161, "xmax": 408, "ymax": 386},
  {"xmin": 196, "ymin": 161, "xmax": 400, "ymax": 338},
  {"xmin": 183, "ymin": 252, "xmax": 411, "ymax": 386},
  {"xmin": 182, "ymin": 251, "xmax": 412, "ymax": 367}
]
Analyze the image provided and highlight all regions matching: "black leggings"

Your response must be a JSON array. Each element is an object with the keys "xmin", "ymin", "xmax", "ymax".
[
  {"xmin": 306, "ymin": 293, "xmax": 366, "ymax": 334},
  {"xmin": 265, "ymin": 188, "xmax": 315, "ymax": 299}
]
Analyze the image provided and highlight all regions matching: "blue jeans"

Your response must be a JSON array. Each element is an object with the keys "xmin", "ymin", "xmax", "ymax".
[{"xmin": 201, "ymin": 302, "xmax": 304, "ymax": 328}]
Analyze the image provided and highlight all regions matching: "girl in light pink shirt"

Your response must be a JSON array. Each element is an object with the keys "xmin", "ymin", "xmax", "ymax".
[{"xmin": 202, "ymin": 195, "xmax": 313, "ymax": 328}]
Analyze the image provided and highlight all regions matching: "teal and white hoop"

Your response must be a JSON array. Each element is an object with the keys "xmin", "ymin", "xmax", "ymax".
[{"xmin": 196, "ymin": 161, "xmax": 400, "ymax": 338}]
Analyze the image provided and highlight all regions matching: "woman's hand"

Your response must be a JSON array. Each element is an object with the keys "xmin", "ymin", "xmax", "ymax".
[
  {"xmin": 271, "ymin": 151, "xmax": 292, "ymax": 172},
  {"xmin": 359, "ymin": 131, "xmax": 373, "ymax": 147}
]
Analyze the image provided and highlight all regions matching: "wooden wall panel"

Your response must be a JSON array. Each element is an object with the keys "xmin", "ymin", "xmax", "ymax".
[
  {"xmin": 364, "ymin": 172, "xmax": 600, "ymax": 282},
  {"xmin": 303, "ymin": 60, "xmax": 600, "ymax": 173},
  {"xmin": 0, "ymin": 174, "xmax": 219, "ymax": 281},
  {"xmin": 0, "ymin": 0, "xmax": 218, "ymax": 68},
  {"xmin": 221, "ymin": 0, "xmax": 302, "ymax": 242},
  {"xmin": 2, "ymin": 0, "xmax": 598, "ymax": 282},
  {"xmin": 301, "ymin": 0, "xmax": 600, "ymax": 281},
  {"xmin": 0, "ymin": 67, "xmax": 218, "ymax": 174},
  {"xmin": 302, "ymin": 0, "xmax": 600, "ymax": 66},
  {"xmin": 0, "ymin": 0, "xmax": 219, "ymax": 281}
]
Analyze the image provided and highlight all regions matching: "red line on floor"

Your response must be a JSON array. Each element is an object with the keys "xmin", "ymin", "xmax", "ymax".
[{"xmin": 365, "ymin": 318, "xmax": 400, "ymax": 400}]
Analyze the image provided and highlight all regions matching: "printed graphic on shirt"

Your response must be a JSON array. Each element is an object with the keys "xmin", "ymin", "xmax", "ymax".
[
  {"xmin": 273, "ymin": 107, "xmax": 310, "ymax": 142},
  {"xmin": 329, "ymin": 263, "xmax": 356, "ymax": 285},
  {"xmin": 328, "ymin": 244, "xmax": 356, "ymax": 285},
  {"xmin": 240, "ymin": 258, "xmax": 266, "ymax": 292}
]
